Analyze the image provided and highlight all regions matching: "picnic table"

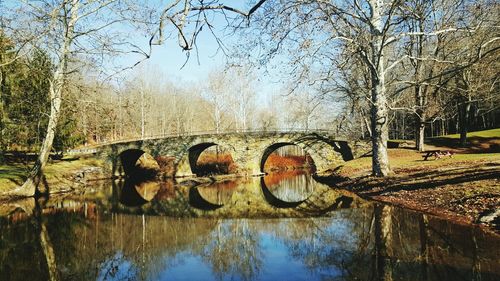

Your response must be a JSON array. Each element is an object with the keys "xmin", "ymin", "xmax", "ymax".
[{"xmin": 422, "ymin": 150, "xmax": 454, "ymax": 161}]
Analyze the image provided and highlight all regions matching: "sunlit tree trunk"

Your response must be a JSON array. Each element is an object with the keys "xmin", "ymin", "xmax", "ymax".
[
  {"xmin": 141, "ymin": 89, "xmax": 146, "ymax": 139},
  {"xmin": 369, "ymin": 0, "xmax": 390, "ymax": 176},
  {"xmin": 416, "ymin": 91, "xmax": 426, "ymax": 151},
  {"xmin": 10, "ymin": 0, "xmax": 79, "ymax": 197},
  {"xmin": 413, "ymin": 13, "xmax": 427, "ymax": 152}
]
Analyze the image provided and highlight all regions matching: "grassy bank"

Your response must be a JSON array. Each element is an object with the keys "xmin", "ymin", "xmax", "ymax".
[
  {"xmin": 327, "ymin": 129, "xmax": 500, "ymax": 231},
  {"xmin": 426, "ymin": 128, "xmax": 500, "ymax": 152},
  {"xmin": 433, "ymin": 128, "xmax": 500, "ymax": 139},
  {"xmin": 0, "ymin": 157, "xmax": 106, "ymax": 194}
]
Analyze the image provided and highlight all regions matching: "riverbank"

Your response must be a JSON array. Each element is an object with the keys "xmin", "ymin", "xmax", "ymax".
[
  {"xmin": 320, "ymin": 134, "xmax": 500, "ymax": 232},
  {"xmin": 0, "ymin": 157, "xmax": 108, "ymax": 194}
]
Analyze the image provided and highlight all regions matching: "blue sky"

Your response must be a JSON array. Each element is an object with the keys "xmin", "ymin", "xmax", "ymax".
[{"xmin": 115, "ymin": 1, "xmax": 285, "ymax": 105}]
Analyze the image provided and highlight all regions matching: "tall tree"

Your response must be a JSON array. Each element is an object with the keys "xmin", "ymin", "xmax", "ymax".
[
  {"xmin": 3, "ymin": 0, "xmax": 266, "ymax": 197},
  {"xmin": 244, "ymin": 0, "xmax": 404, "ymax": 176},
  {"xmin": 4, "ymin": 0, "xmax": 146, "ymax": 197},
  {"xmin": 0, "ymin": 32, "xmax": 19, "ymax": 155},
  {"xmin": 241, "ymin": 0, "xmax": 498, "ymax": 175}
]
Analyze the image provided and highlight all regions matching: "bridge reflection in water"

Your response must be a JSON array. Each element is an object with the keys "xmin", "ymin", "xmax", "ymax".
[
  {"xmin": 1, "ymin": 172, "xmax": 499, "ymax": 281},
  {"xmin": 114, "ymin": 171, "xmax": 334, "ymax": 213},
  {"xmin": 263, "ymin": 170, "xmax": 317, "ymax": 202}
]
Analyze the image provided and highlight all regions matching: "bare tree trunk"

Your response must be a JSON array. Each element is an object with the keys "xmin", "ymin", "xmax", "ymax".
[
  {"xmin": 415, "ymin": 78, "xmax": 426, "ymax": 151},
  {"xmin": 413, "ymin": 18, "xmax": 427, "ymax": 152},
  {"xmin": 9, "ymin": 0, "xmax": 79, "ymax": 197},
  {"xmin": 369, "ymin": 0, "xmax": 390, "ymax": 176},
  {"xmin": 439, "ymin": 120, "xmax": 446, "ymax": 136},
  {"xmin": 416, "ymin": 112, "xmax": 426, "ymax": 151},
  {"xmin": 0, "ymin": 64, "xmax": 7, "ymax": 158},
  {"xmin": 361, "ymin": 108, "xmax": 372, "ymax": 138},
  {"xmin": 459, "ymin": 95, "xmax": 471, "ymax": 146},
  {"xmin": 141, "ymin": 89, "xmax": 145, "ymax": 139},
  {"xmin": 402, "ymin": 114, "xmax": 405, "ymax": 139}
]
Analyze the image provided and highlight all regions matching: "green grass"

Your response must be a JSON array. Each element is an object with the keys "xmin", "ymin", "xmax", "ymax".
[
  {"xmin": 0, "ymin": 157, "xmax": 105, "ymax": 192},
  {"xmin": 436, "ymin": 128, "xmax": 500, "ymax": 139},
  {"xmin": 43, "ymin": 157, "xmax": 103, "ymax": 176},
  {"xmin": 388, "ymin": 139, "xmax": 413, "ymax": 143},
  {"xmin": 0, "ymin": 165, "xmax": 30, "ymax": 186},
  {"xmin": 338, "ymin": 148, "xmax": 500, "ymax": 177}
]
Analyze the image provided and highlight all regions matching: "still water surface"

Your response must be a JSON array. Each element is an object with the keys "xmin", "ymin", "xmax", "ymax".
[{"xmin": 0, "ymin": 172, "xmax": 499, "ymax": 280}]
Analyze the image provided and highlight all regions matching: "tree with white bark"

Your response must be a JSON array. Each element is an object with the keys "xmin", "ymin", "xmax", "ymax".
[
  {"xmin": 3, "ymin": 0, "xmax": 266, "ymax": 197},
  {"xmin": 2, "ymin": 0, "xmax": 151, "ymax": 197},
  {"xmin": 240, "ymin": 0, "xmax": 499, "ymax": 176}
]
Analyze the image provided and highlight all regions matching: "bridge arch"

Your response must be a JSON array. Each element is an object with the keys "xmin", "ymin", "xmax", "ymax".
[
  {"xmin": 119, "ymin": 149, "xmax": 159, "ymax": 178},
  {"xmin": 187, "ymin": 142, "xmax": 236, "ymax": 176},
  {"xmin": 119, "ymin": 149, "xmax": 146, "ymax": 176},
  {"xmin": 260, "ymin": 142, "xmax": 316, "ymax": 173}
]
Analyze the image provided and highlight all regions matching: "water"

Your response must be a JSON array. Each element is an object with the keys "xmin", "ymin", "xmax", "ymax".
[{"xmin": 0, "ymin": 172, "xmax": 499, "ymax": 281}]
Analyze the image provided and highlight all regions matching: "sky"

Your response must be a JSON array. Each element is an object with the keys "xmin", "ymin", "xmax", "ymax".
[{"xmin": 115, "ymin": 1, "xmax": 285, "ymax": 106}]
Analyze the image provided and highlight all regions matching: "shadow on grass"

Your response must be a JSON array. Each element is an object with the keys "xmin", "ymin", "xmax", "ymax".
[
  {"xmin": 427, "ymin": 136, "xmax": 500, "ymax": 153},
  {"xmin": 0, "ymin": 167, "xmax": 29, "ymax": 187},
  {"xmin": 350, "ymin": 164, "xmax": 500, "ymax": 196}
]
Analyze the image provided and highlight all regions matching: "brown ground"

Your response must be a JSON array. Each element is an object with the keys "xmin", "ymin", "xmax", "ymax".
[{"xmin": 322, "ymin": 138, "xmax": 500, "ymax": 232}]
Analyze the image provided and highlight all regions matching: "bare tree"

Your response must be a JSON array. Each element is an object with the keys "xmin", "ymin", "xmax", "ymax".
[
  {"xmin": 227, "ymin": 66, "xmax": 257, "ymax": 132},
  {"xmin": 390, "ymin": 0, "xmax": 499, "ymax": 151},
  {"xmin": 204, "ymin": 69, "xmax": 232, "ymax": 133},
  {"xmin": 244, "ymin": 0, "xmax": 405, "ymax": 175},
  {"xmin": 240, "ymin": 0, "xmax": 499, "ymax": 175},
  {"xmin": 3, "ymin": 0, "xmax": 156, "ymax": 197},
  {"xmin": 4, "ymin": 0, "xmax": 266, "ymax": 197}
]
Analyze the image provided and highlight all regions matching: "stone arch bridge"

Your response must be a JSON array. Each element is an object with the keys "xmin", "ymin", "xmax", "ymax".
[{"xmin": 79, "ymin": 131, "xmax": 355, "ymax": 178}]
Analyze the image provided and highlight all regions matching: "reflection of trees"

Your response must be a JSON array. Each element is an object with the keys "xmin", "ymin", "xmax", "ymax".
[
  {"xmin": 53, "ymin": 214, "xmax": 218, "ymax": 280},
  {"xmin": 201, "ymin": 219, "xmax": 263, "ymax": 281},
  {"xmin": 369, "ymin": 205, "xmax": 500, "ymax": 281},
  {"xmin": 0, "ymin": 201, "xmax": 218, "ymax": 280},
  {"xmin": 0, "ymin": 200, "xmax": 52, "ymax": 281},
  {"xmin": 196, "ymin": 180, "xmax": 237, "ymax": 206},
  {"xmin": 264, "ymin": 209, "xmax": 375, "ymax": 280},
  {"xmin": 36, "ymin": 205, "xmax": 59, "ymax": 281},
  {"xmin": 0, "ymin": 198, "xmax": 61, "ymax": 281},
  {"xmin": 264, "ymin": 172, "xmax": 317, "ymax": 202},
  {"xmin": 373, "ymin": 204, "xmax": 394, "ymax": 281},
  {"xmin": 1, "ymin": 191, "xmax": 499, "ymax": 280},
  {"xmin": 263, "ymin": 205, "xmax": 500, "ymax": 281}
]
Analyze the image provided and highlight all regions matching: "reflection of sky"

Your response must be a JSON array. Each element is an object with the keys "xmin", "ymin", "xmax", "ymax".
[
  {"xmin": 148, "ymin": 238, "xmax": 343, "ymax": 281},
  {"xmin": 155, "ymin": 254, "xmax": 214, "ymax": 281},
  {"xmin": 259, "ymin": 233, "xmax": 343, "ymax": 281},
  {"xmin": 144, "ymin": 217, "xmax": 356, "ymax": 281},
  {"xmin": 97, "ymin": 252, "xmax": 138, "ymax": 281}
]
